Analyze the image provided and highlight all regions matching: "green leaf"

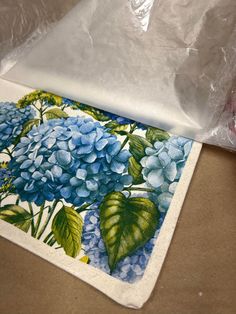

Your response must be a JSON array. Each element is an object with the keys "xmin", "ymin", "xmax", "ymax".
[
  {"xmin": 100, "ymin": 192, "xmax": 159, "ymax": 271},
  {"xmin": 128, "ymin": 156, "xmax": 145, "ymax": 185},
  {"xmin": 128, "ymin": 134, "xmax": 152, "ymax": 161},
  {"xmin": 17, "ymin": 91, "xmax": 63, "ymax": 108},
  {"xmin": 146, "ymin": 127, "xmax": 170, "ymax": 143},
  {"xmin": 104, "ymin": 121, "xmax": 129, "ymax": 135},
  {"xmin": 52, "ymin": 206, "xmax": 83, "ymax": 258},
  {"xmin": 0, "ymin": 205, "xmax": 32, "ymax": 232},
  {"xmin": 45, "ymin": 108, "xmax": 69, "ymax": 120},
  {"xmin": 14, "ymin": 119, "xmax": 40, "ymax": 145},
  {"xmin": 72, "ymin": 103, "xmax": 110, "ymax": 122},
  {"xmin": 80, "ymin": 256, "xmax": 90, "ymax": 264}
]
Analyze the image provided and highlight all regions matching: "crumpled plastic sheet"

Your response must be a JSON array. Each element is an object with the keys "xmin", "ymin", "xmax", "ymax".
[
  {"xmin": 1, "ymin": 0, "xmax": 236, "ymax": 151},
  {"xmin": 0, "ymin": 0, "xmax": 79, "ymax": 74}
]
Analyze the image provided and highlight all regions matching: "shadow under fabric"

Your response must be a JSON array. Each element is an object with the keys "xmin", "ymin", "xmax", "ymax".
[{"xmin": 1, "ymin": 0, "xmax": 236, "ymax": 149}]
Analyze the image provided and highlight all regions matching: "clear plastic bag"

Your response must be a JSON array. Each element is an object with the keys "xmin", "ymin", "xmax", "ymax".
[{"xmin": 1, "ymin": 0, "xmax": 236, "ymax": 150}]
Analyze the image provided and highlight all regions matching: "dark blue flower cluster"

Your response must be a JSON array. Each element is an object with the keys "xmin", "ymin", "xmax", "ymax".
[
  {"xmin": 102, "ymin": 111, "xmax": 147, "ymax": 129},
  {"xmin": 10, "ymin": 117, "xmax": 131, "ymax": 206},
  {"xmin": 62, "ymin": 98, "xmax": 75, "ymax": 107},
  {"xmin": 82, "ymin": 208, "xmax": 165, "ymax": 283},
  {"xmin": 0, "ymin": 102, "xmax": 34, "ymax": 151}
]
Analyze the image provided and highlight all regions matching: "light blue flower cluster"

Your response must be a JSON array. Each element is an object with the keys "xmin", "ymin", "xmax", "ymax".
[
  {"xmin": 0, "ymin": 102, "xmax": 34, "ymax": 151},
  {"xmin": 141, "ymin": 136, "xmax": 192, "ymax": 212},
  {"xmin": 82, "ymin": 208, "xmax": 165, "ymax": 283},
  {"xmin": 10, "ymin": 117, "xmax": 131, "ymax": 206}
]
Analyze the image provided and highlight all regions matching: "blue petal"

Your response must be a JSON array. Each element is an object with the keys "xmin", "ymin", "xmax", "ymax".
[
  {"xmin": 81, "ymin": 132, "xmax": 97, "ymax": 145},
  {"xmin": 43, "ymin": 137, "xmax": 56, "ymax": 149},
  {"xmin": 164, "ymin": 161, "xmax": 177, "ymax": 181},
  {"xmin": 83, "ymin": 152, "xmax": 97, "ymax": 163},
  {"xmin": 77, "ymin": 145, "xmax": 93, "ymax": 155},
  {"xmin": 145, "ymin": 147, "xmax": 158, "ymax": 156},
  {"xmin": 32, "ymin": 171, "xmax": 43, "ymax": 180},
  {"xmin": 20, "ymin": 159, "xmax": 33, "ymax": 169},
  {"xmin": 60, "ymin": 173, "xmax": 71, "ymax": 184},
  {"xmin": 107, "ymin": 142, "xmax": 121, "ymax": 156},
  {"xmin": 157, "ymin": 192, "xmax": 173, "ymax": 212},
  {"xmin": 87, "ymin": 162, "xmax": 101, "ymax": 174},
  {"xmin": 147, "ymin": 169, "xmax": 164, "ymax": 188},
  {"xmin": 34, "ymin": 155, "xmax": 43, "ymax": 167},
  {"xmin": 168, "ymin": 145, "xmax": 184, "ymax": 161},
  {"xmin": 57, "ymin": 141, "xmax": 68, "ymax": 150},
  {"xmin": 153, "ymin": 141, "xmax": 164, "ymax": 151},
  {"xmin": 70, "ymin": 177, "xmax": 82, "ymax": 186},
  {"xmin": 86, "ymin": 180, "xmax": 99, "ymax": 191},
  {"xmin": 120, "ymin": 175, "xmax": 132, "ymax": 185},
  {"xmin": 158, "ymin": 152, "xmax": 171, "ymax": 168},
  {"xmin": 60, "ymin": 186, "xmax": 72, "ymax": 199},
  {"xmin": 95, "ymin": 139, "xmax": 108, "ymax": 151},
  {"xmin": 110, "ymin": 160, "xmax": 126, "ymax": 174},
  {"xmin": 169, "ymin": 182, "xmax": 178, "ymax": 194},
  {"xmin": 76, "ymin": 169, "xmax": 87, "ymax": 180},
  {"xmin": 51, "ymin": 165, "xmax": 63, "ymax": 178},
  {"xmin": 80, "ymin": 122, "xmax": 95, "ymax": 134},
  {"xmin": 56, "ymin": 150, "xmax": 72, "ymax": 166},
  {"xmin": 76, "ymin": 186, "xmax": 90, "ymax": 197},
  {"xmin": 184, "ymin": 141, "xmax": 192, "ymax": 157},
  {"xmin": 116, "ymin": 150, "xmax": 131, "ymax": 162},
  {"xmin": 145, "ymin": 156, "xmax": 161, "ymax": 170}
]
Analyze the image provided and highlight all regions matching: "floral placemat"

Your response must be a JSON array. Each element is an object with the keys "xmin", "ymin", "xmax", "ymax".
[{"xmin": 0, "ymin": 79, "xmax": 201, "ymax": 308}]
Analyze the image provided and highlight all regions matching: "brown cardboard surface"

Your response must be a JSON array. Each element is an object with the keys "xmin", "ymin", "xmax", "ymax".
[{"xmin": 0, "ymin": 144, "xmax": 236, "ymax": 314}]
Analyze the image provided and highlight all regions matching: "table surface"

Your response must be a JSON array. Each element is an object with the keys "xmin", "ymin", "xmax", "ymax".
[{"xmin": 1, "ymin": 145, "xmax": 236, "ymax": 314}]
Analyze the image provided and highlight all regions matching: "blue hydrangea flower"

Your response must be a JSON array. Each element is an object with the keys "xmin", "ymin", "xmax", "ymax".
[
  {"xmin": 0, "ymin": 102, "xmax": 34, "ymax": 151},
  {"xmin": 62, "ymin": 98, "xmax": 75, "ymax": 107},
  {"xmin": 82, "ymin": 208, "xmax": 165, "ymax": 283},
  {"xmin": 140, "ymin": 137, "xmax": 192, "ymax": 189},
  {"xmin": 102, "ymin": 111, "xmax": 147, "ymax": 129},
  {"xmin": 149, "ymin": 182, "xmax": 178, "ymax": 213},
  {"xmin": 10, "ymin": 117, "xmax": 131, "ymax": 206}
]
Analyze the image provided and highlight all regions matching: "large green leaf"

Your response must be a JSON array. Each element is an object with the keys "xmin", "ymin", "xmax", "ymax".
[
  {"xmin": 128, "ymin": 134, "xmax": 152, "ymax": 161},
  {"xmin": 100, "ymin": 192, "xmax": 159, "ymax": 271},
  {"xmin": 52, "ymin": 206, "xmax": 83, "ymax": 258},
  {"xmin": 146, "ymin": 127, "xmax": 170, "ymax": 143},
  {"xmin": 45, "ymin": 108, "xmax": 69, "ymax": 120},
  {"xmin": 14, "ymin": 119, "xmax": 40, "ymax": 145},
  {"xmin": 128, "ymin": 156, "xmax": 145, "ymax": 185},
  {"xmin": 72, "ymin": 103, "xmax": 110, "ymax": 122},
  {"xmin": 17, "ymin": 91, "xmax": 63, "ymax": 108},
  {"xmin": 104, "ymin": 121, "xmax": 129, "ymax": 135},
  {"xmin": 0, "ymin": 205, "xmax": 32, "ymax": 232}
]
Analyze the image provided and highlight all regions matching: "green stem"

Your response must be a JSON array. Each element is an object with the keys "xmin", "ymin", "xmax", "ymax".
[
  {"xmin": 33, "ymin": 202, "xmax": 45, "ymax": 237},
  {"xmin": 16, "ymin": 196, "xmax": 20, "ymax": 205},
  {"xmin": 28, "ymin": 202, "xmax": 35, "ymax": 237},
  {"xmin": 48, "ymin": 238, "xmax": 57, "ymax": 247},
  {"xmin": 37, "ymin": 200, "xmax": 59, "ymax": 240},
  {"xmin": 124, "ymin": 187, "xmax": 156, "ymax": 193},
  {"xmin": 39, "ymin": 107, "xmax": 44, "ymax": 123},
  {"xmin": 76, "ymin": 201, "xmax": 96, "ymax": 214},
  {"xmin": 43, "ymin": 231, "xmax": 54, "ymax": 244},
  {"xmin": 120, "ymin": 123, "xmax": 137, "ymax": 150},
  {"xmin": 5, "ymin": 148, "xmax": 13, "ymax": 159}
]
